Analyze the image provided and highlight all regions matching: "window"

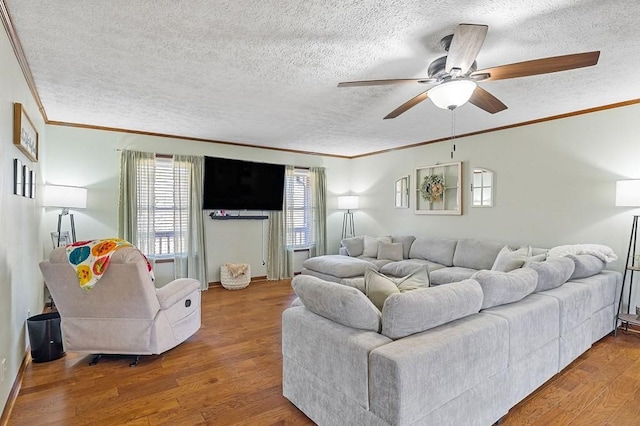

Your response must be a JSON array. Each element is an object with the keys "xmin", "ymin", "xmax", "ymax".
[
  {"xmin": 286, "ymin": 168, "xmax": 315, "ymax": 249},
  {"xmin": 137, "ymin": 156, "xmax": 190, "ymax": 258},
  {"xmin": 472, "ymin": 168, "xmax": 494, "ymax": 207}
]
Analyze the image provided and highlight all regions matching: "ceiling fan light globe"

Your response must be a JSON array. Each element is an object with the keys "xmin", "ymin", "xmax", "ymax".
[{"xmin": 428, "ymin": 80, "xmax": 477, "ymax": 110}]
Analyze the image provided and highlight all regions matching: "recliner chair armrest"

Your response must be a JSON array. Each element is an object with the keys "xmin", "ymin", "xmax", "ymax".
[{"xmin": 156, "ymin": 278, "xmax": 201, "ymax": 309}]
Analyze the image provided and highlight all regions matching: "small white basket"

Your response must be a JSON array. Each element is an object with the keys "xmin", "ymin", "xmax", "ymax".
[{"xmin": 220, "ymin": 264, "xmax": 251, "ymax": 290}]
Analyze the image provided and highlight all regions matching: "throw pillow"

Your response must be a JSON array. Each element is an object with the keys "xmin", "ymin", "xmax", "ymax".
[
  {"xmin": 364, "ymin": 268, "xmax": 400, "ymax": 310},
  {"xmin": 364, "ymin": 267, "xmax": 430, "ymax": 310},
  {"xmin": 491, "ymin": 246, "xmax": 529, "ymax": 272},
  {"xmin": 472, "ymin": 268, "xmax": 538, "ymax": 309},
  {"xmin": 523, "ymin": 253, "xmax": 547, "ymax": 267},
  {"xmin": 377, "ymin": 242, "xmax": 403, "ymax": 261},
  {"xmin": 395, "ymin": 266, "xmax": 430, "ymax": 291},
  {"xmin": 341, "ymin": 236, "xmax": 364, "ymax": 257},
  {"xmin": 362, "ymin": 235, "xmax": 392, "ymax": 258}
]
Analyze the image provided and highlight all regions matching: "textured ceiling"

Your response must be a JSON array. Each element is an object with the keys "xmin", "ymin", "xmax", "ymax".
[{"xmin": 4, "ymin": 0, "xmax": 640, "ymax": 157}]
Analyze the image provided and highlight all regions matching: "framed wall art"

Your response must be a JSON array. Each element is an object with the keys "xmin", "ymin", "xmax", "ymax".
[
  {"xmin": 13, "ymin": 159, "xmax": 23, "ymax": 196},
  {"xmin": 414, "ymin": 161, "xmax": 462, "ymax": 215},
  {"xmin": 13, "ymin": 103, "xmax": 39, "ymax": 162},
  {"xmin": 30, "ymin": 170, "xmax": 36, "ymax": 199},
  {"xmin": 23, "ymin": 164, "xmax": 30, "ymax": 198}
]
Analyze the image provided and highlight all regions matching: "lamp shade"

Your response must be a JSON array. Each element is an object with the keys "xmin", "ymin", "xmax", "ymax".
[
  {"xmin": 44, "ymin": 185, "xmax": 87, "ymax": 209},
  {"xmin": 616, "ymin": 180, "xmax": 640, "ymax": 207},
  {"xmin": 428, "ymin": 80, "xmax": 477, "ymax": 110},
  {"xmin": 337, "ymin": 195, "xmax": 359, "ymax": 210}
]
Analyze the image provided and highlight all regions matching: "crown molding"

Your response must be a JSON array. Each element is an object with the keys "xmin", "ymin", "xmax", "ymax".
[{"xmin": 350, "ymin": 98, "xmax": 640, "ymax": 159}]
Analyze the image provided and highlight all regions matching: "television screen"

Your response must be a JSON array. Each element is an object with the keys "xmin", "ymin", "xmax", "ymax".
[{"xmin": 203, "ymin": 156, "xmax": 285, "ymax": 211}]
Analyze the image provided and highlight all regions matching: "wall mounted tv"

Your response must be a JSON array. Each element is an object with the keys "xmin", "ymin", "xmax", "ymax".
[{"xmin": 203, "ymin": 156, "xmax": 285, "ymax": 211}]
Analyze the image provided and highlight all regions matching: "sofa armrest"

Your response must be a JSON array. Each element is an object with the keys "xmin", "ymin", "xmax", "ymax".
[{"xmin": 156, "ymin": 278, "xmax": 200, "ymax": 309}]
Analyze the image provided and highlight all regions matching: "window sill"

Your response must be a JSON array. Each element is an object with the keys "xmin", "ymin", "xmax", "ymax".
[{"xmin": 152, "ymin": 257, "xmax": 174, "ymax": 264}]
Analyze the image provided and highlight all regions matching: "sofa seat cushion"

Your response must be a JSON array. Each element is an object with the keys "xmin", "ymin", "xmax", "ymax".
[
  {"xmin": 453, "ymin": 239, "xmax": 505, "ymax": 270},
  {"xmin": 357, "ymin": 257, "xmax": 393, "ymax": 268},
  {"xmin": 528, "ymin": 257, "xmax": 575, "ymax": 292},
  {"xmin": 300, "ymin": 268, "xmax": 343, "ymax": 283},
  {"xmin": 369, "ymin": 312, "xmax": 509, "ymax": 426},
  {"xmin": 381, "ymin": 279, "xmax": 483, "ymax": 339},
  {"xmin": 380, "ymin": 259, "xmax": 445, "ymax": 277},
  {"xmin": 571, "ymin": 270, "xmax": 621, "ymax": 313},
  {"xmin": 483, "ymin": 293, "xmax": 559, "ymax": 363},
  {"xmin": 567, "ymin": 254, "xmax": 606, "ymax": 279},
  {"xmin": 291, "ymin": 275, "xmax": 381, "ymax": 331},
  {"xmin": 472, "ymin": 268, "xmax": 538, "ymax": 309},
  {"xmin": 409, "ymin": 237, "xmax": 457, "ymax": 266},
  {"xmin": 538, "ymin": 282, "xmax": 592, "ymax": 335},
  {"xmin": 429, "ymin": 266, "xmax": 477, "ymax": 286},
  {"xmin": 302, "ymin": 255, "xmax": 378, "ymax": 278}
]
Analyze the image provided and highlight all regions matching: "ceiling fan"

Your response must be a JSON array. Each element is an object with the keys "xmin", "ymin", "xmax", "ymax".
[{"xmin": 338, "ymin": 24, "xmax": 600, "ymax": 119}]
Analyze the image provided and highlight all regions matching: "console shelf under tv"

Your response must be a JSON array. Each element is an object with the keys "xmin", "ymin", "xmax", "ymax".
[{"xmin": 209, "ymin": 214, "xmax": 268, "ymax": 220}]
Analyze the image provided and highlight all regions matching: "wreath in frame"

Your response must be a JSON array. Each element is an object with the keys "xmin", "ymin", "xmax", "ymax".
[{"xmin": 419, "ymin": 174, "xmax": 445, "ymax": 203}]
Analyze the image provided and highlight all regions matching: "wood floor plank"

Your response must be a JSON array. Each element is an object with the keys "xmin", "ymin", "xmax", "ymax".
[{"xmin": 8, "ymin": 280, "xmax": 640, "ymax": 425}]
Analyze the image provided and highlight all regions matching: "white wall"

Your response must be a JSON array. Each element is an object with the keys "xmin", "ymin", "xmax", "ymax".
[
  {"xmin": 0, "ymin": 27, "xmax": 46, "ymax": 411},
  {"xmin": 43, "ymin": 125, "xmax": 352, "ymax": 284},
  {"xmin": 349, "ymin": 103, "xmax": 640, "ymax": 311}
]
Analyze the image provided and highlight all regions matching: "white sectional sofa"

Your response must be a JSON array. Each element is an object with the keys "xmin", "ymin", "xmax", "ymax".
[{"xmin": 283, "ymin": 236, "xmax": 621, "ymax": 425}]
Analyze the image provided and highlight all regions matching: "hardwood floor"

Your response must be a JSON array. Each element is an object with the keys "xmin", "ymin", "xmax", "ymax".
[{"xmin": 8, "ymin": 280, "xmax": 640, "ymax": 425}]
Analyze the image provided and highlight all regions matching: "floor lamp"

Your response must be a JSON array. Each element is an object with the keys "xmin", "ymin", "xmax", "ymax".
[
  {"xmin": 615, "ymin": 179, "xmax": 640, "ymax": 333},
  {"xmin": 338, "ymin": 195, "xmax": 359, "ymax": 239},
  {"xmin": 44, "ymin": 185, "xmax": 88, "ymax": 246}
]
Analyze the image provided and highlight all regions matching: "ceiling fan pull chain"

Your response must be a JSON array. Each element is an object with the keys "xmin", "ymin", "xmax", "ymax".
[{"xmin": 450, "ymin": 108, "xmax": 456, "ymax": 159}]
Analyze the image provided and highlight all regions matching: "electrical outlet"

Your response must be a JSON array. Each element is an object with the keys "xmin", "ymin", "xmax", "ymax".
[{"xmin": 1, "ymin": 359, "xmax": 6, "ymax": 383}]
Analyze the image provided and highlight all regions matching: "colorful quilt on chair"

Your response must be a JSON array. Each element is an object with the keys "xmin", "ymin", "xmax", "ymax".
[{"xmin": 65, "ymin": 238, "xmax": 154, "ymax": 290}]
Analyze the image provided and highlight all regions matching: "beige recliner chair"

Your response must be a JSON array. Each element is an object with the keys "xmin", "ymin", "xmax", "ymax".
[{"xmin": 39, "ymin": 246, "xmax": 201, "ymax": 364}]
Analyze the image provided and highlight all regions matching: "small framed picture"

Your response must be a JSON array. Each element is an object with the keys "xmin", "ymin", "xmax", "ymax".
[
  {"xmin": 13, "ymin": 159, "xmax": 23, "ymax": 196},
  {"xmin": 23, "ymin": 165, "xmax": 30, "ymax": 198},
  {"xmin": 29, "ymin": 170, "xmax": 36, "ymax": 199},
  {"xmin": 51, "ymin": 231, "xmax": 72, "ymax": 248}
]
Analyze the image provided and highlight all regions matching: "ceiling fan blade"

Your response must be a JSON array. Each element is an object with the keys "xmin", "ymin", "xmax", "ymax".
[
  {"xmin": 338, "ymin": 78, "xmax": 435, "ymax": 87},
  {"xmin": 445, "ymin": 24, "xmax": 488, "ymax": 75},
  {"xmin": 468, "ymin": 86, "xmax": 507, "ymax": 114},
  {"xmin": 471, "ymin": 51, "xmax": 600, "ymax": 81},
  {"xmin": 384, "ymin": 91, "xmax": 429, "ymax": 119}
]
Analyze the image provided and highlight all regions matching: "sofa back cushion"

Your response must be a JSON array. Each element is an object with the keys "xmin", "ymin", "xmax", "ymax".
[
  {"xmin": 453, "ymin": 239, "xmax": 505, "ymax": 270},
  {"xmin": 340, "ymin": 236, "xmax": 364, "ymax": 257},
  {"xmin": 409, "ymin": 237, "xmax": 457, "ymax": 266},
  {"xmin": 381, "ymin": 279, "xmax": 483, "ymax": 339},
  {"xmin": 291, "ymin": 275, "xmax": 381, "ymax": 332},
  {"xmin": 567, "ymin": 254, "xmax": 606, "ymax": 279},
  {"xmin": 392, "ymin": 235, "xmax": 416, "ymax": 259},
  {"xmin": 528, "ymin": 257, "xmax": 575, "ymax": 292},
  {"xmin": 472, "ymin": 268, "xmax": 538, "ymax": 309}
]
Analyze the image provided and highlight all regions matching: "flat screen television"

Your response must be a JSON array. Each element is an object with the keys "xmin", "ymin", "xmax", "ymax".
[{"xmin": 203, "ymin": 156, "xmax": 285, "ymax": 211}]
